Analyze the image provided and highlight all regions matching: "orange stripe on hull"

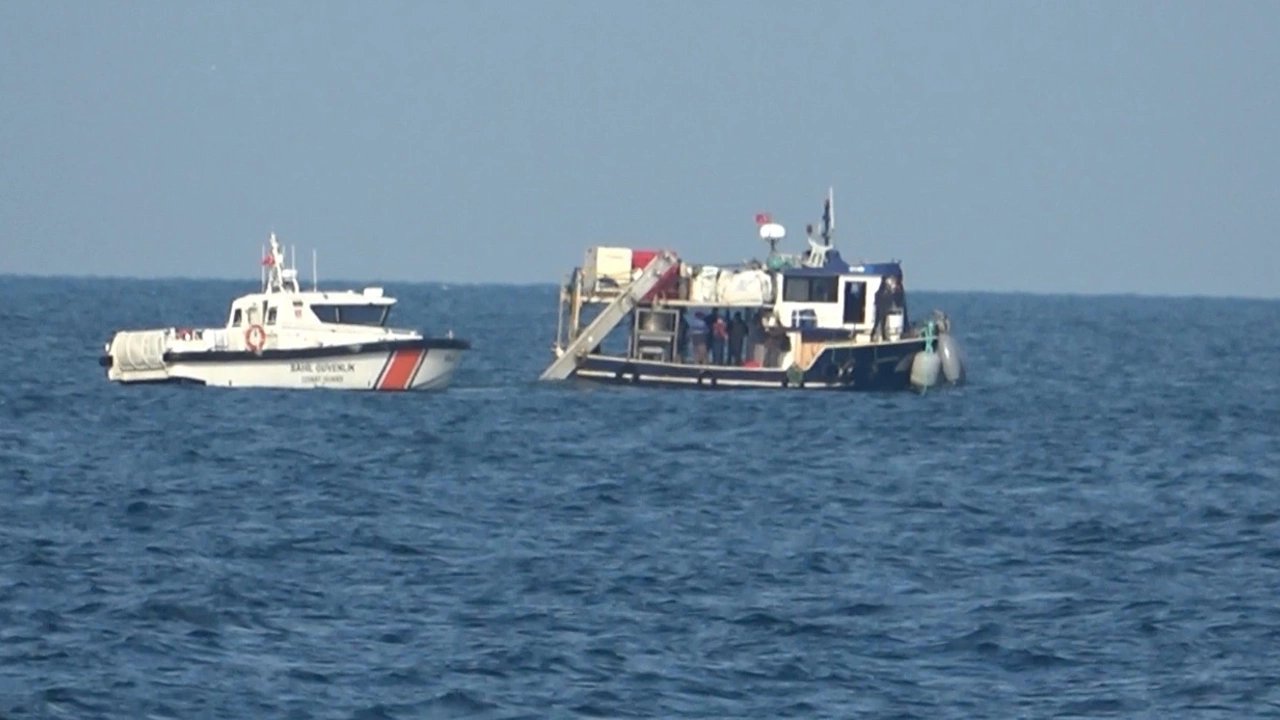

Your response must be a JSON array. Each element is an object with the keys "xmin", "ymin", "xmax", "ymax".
[{"xmin": 378, "ymin": 349, "xmax": 424, "ymax": 391}]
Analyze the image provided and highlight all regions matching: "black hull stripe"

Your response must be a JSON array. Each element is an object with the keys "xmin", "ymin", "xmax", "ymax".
[
  {"xmin": 573, "ymin": 369, "xmax": 911, "ymax": 392},
  {"xmin": 156, "ymin": 337, "xmax": 469, "ymax": 364}
]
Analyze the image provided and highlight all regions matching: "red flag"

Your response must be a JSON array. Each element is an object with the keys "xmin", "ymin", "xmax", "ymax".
[
  {"xmin": 755, "ymin": 212, "xmax": 771, "ymax": 225},
  {"xmin": 262, "ymin": 254, "xmax": 275, "ymax": 267}
]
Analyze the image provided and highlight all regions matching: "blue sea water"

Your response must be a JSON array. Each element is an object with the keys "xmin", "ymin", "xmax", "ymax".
[{"xmin": 1, "ymin": 276, "xmax": 1279, "ymax": 719}]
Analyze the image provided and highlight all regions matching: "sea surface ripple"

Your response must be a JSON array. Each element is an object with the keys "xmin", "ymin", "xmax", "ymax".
[{"xmin": 1, "ymin": 278, "xmax": 1278, "ymax": 718}]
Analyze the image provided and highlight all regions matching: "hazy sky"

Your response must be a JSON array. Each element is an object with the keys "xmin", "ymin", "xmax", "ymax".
[{"xmin": 2, "ymin": 1, "xmax": 1276, "ymax": 297}]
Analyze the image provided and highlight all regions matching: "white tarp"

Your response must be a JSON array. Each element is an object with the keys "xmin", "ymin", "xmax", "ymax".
[
  {"xmin": 716, "ymin": 269, "xmax": 773, "ymax": 305},
  {"xmin": 689, "ymin": 266, "xmax": 720, "ymax": 304}
]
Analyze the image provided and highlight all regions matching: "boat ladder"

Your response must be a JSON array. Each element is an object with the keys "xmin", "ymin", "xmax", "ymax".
[{"xmin": 538, "ymin": 250, "xmax": 679, "ymax": 382}]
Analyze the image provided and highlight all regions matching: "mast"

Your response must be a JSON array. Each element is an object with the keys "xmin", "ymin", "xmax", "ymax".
[
  {"xmin": 821, "ymin": 186, "xmax": 835, "ymax": 246},
  {"xmin": 262, "ymin": 232, "xmax": 297, "ymax": 293}
]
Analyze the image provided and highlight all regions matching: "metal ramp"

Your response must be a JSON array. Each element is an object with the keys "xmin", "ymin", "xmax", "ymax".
[{"xmin": 539, "ymin": 250, "xmax": 679, "ymax": 381}]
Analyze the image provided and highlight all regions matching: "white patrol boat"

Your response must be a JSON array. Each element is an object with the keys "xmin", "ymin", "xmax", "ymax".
[{"xmin": 99, "ymin": 233, "xmax": 470, "ymax": 391}]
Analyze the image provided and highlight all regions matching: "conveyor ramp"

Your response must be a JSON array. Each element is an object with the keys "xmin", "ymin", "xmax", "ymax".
[{"xmin": 538, "ymin": 251, "xmax": 679, "ymax": 381}]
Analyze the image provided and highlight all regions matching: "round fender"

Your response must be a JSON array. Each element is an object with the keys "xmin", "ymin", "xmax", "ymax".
[{"xmin": 785, "ymin": 364, "xmax": 805, "ymax": 388}]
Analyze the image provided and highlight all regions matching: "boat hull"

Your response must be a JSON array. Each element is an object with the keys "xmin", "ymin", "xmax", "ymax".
[
  {"xmin": 101, "ymin": 338, "xmax": 468, "ymax": 391},
  {"xmin": 570, "ymin": 338, "xmax": 929, "ymax": 391}
]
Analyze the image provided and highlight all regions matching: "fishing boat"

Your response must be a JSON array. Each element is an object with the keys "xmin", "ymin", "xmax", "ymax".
[
  {"xmin": 539, "ymin": 189, "xmax": 964, "ymax": 391},
  {"xmin": 99, "ymin": 233, "xmax": 469, "ymax": 390}
]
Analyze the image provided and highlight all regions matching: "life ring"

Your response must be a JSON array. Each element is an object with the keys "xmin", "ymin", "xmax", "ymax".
[{"xmin": 244, "ymin": 324, "xmax": 267, "ymax": 353}]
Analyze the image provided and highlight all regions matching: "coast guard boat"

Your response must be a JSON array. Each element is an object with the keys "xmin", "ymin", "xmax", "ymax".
[
  {"xmin": 99, "ymin": 233, "xmax": 470, "ymax": 391},
  {"xmin": 540, "ymin": 189, "xmax": 965, "ymax": 391}
]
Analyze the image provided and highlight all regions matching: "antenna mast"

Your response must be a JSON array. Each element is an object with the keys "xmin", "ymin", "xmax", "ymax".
[
  {"xmin": 757, "ymin": 214, "xmax": 786, "ymax": 267},
  {"xmin": 821, "ymin": 186, "xmax": 835, "ymax": 246}
]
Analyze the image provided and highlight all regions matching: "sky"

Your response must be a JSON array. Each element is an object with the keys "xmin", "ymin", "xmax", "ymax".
[{"xmin": 1, "ymin": 0, "xmax": 1277, "ymax": 298}]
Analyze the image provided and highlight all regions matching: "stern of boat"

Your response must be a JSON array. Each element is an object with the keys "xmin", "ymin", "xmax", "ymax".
[{"xmin": 101, "ymin": 329, "xmax": 172, "ymax": 383}]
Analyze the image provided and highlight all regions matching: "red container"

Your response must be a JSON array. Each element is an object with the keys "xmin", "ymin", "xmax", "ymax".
[
  {"xmin": 643, "ymin": 267, "xmax": 680, "ymax": 301},
  {"xmin": 630, "ymin": 248, "xmax": 680, "ymax": 300},
  {"xmin": 632, "ymin": 249, "xmax": 660, "ymax": 269}
]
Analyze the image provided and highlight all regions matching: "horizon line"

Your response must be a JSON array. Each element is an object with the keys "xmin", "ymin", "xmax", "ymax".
[{"xmin": 1, "ymin": 271, "xmax": 1276, "ymax": 303}]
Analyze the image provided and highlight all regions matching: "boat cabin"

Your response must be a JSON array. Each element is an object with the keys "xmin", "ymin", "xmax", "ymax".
[
  {"xmin": 771, "ymin": 251, "xmax": 907, "ymax": 340},
  {"xmin": 225, "ymin": 287, "xmax": 396, "ymax": 332},
  {"xmin": 223, "ymin": 233, "xmax": 399, "ymax": 334}
]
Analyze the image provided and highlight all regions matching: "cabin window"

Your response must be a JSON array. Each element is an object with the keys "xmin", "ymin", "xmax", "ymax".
[
  {"xmin": 782, "ymin": 276, "xmax": 838, "ymax": 303},
  {"xmin": 342, "ymin": 305, "xmax": 388, "ymax": 325},
  {"xmin": 266, "ymin": 306, "xmax": 278, "ymax": 325},
  {"xmin": 843, "ymin": 281, "xmax": 867, "ymax": 324},
  {"xmin": 310, "ymin": 304, "xmax": 388, "ymax": 326},
  {"xmin": 783, "ymin": 278, "xmax": 808, "ymax": 302},
  {"xmin": 231, "ymin": 308, "xmax": 242, "ymax": 327}
]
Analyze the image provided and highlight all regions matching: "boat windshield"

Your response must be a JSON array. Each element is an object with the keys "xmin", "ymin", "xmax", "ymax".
[{"xmin": 311, "ymin": 304, "xmax": 389, "ymax": 327}]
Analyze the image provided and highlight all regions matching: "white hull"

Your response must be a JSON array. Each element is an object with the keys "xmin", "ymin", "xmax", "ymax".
[
  {"xmin": 106, "ymin": 343, "xmax": 465, "ymax": 391},
  {"xmin": 101, "ymin": 232, "xmax": 469, "ymax": 392}
]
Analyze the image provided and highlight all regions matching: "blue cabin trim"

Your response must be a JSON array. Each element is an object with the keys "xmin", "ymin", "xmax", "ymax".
[{"xmin": 777, "ymin": 249, "xmax": 902, "ymax": 279}]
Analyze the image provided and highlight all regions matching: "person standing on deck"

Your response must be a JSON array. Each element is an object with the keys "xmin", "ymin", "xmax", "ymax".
[
  {"xmin": 687, "ymin": 311, "xmax": 709, "ymax": 364},
  {"xmin": 871, "ymin": 275, "xmax": 893, "ymax": 341},
  {"xmin": 677, "ymin": 311, "xmax": 689, "ymax": 362},
  {"xmin": 747, "ymin": 311, "xmax": 767, "ymax": 364},
  {"xmin": 892, "ymin": 272, "xmax": 908, "ymax": 328},
  {"xmin": 708, "ymin": 310, "xmax": 728, "ymax": 365},
  {"xmin": 727, "ymin": 311, "xmax": 748, "ymax": 366}
]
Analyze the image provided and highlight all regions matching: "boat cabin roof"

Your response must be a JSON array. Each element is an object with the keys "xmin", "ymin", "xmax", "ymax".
[
  {"xmin": 230, "ymin": 287, "xmax": 395, "ymax": 308},
  {"xmin": 777, "ymin": 249, "xmax": 901, "ymax": 279}
]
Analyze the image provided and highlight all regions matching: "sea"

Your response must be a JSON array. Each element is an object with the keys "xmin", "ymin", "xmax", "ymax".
[{"xmin": 1, "ymin": 276, "xmax": 1278, "ymax": 719}]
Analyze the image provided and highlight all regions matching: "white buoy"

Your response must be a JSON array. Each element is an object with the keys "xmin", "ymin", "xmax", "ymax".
[
  {"xmin": 937, "ymin": 334, "xmax": 965, "ymax": 384},
  {"xmin": 910, "ymin": 350, "xmax": 941, "ymax": 390}
]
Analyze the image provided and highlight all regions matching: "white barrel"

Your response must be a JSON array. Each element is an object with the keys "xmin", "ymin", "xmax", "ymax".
[
  {"xmin": 910, "ymin": 350, "xmax": 941, "ymax": 389},
  {"xmin": 937, "ymin": 334, "xmax": 964, "ymax": 384},
  {"xmin": 112, "ymin": 330, "xmax": 169, "ymax": 371}
]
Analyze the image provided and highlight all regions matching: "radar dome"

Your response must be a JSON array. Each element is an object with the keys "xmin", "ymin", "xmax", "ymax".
[{"xmin": 759, "ymin": 222, "xmax": 786, "ymax": 241}]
